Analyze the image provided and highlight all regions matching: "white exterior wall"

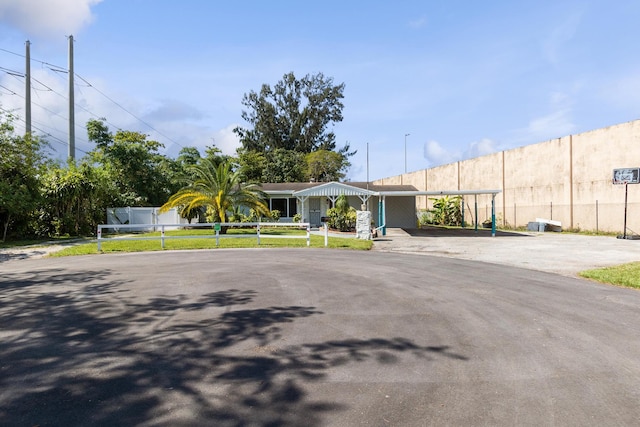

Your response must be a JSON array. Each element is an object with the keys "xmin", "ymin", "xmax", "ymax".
[{"xmin": 107, "ymin": 207, "xmax": 188, "ymax": 231}]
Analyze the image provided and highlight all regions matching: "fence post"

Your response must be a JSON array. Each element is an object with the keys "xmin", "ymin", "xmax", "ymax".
[
  {"xmin": 307, "ymin": 224, "xmax": 311, "ymax": 247},
  {"xmin": 324, "ymin": 222, "xmax": 328, "ymax": 247},
  {"xmin": 257, "ymin": 222, "xmax": 261, "ymax": 245},
  {"xmin": 97, "ymin": 225, "xmax": 102, "ymax": 251},
  {"xmin": 216, "ymin": 229, "xmax": 220, "ymax": 246},
  {"xmin": 161, "ymin": 225, "xmax": 165, "ymax": 249}
]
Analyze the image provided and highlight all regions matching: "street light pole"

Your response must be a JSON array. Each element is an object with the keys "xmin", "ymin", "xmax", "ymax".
[{"xmin": 404, "ymin": 133, "xmax": 410, "ymax": 173}]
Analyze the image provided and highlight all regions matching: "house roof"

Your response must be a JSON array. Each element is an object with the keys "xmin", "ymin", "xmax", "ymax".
[
  {"xmin": 261, "ymin": 181, "xmax": 418, "ymax": 197},
  {"xmin": 260, "ymin": 181, "xmax": 502, "ymax": 198}
]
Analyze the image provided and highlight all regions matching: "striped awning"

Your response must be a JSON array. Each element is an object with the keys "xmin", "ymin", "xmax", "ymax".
[{"xmin": 292, "ymin": 182, "xmax": 375, "ymax": 198}]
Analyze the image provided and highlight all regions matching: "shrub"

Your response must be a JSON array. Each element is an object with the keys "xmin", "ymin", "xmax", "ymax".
[
  {"xmin": 428, "ymin": 196, "xmax": 462, "ymax": 226},
  {"xmin": 417, "ymin": 210, "xmax": 433, "ymax": 227},
  {"xmin": 326, "ymin": 199, "xmax": 357, "ymax": 232}
]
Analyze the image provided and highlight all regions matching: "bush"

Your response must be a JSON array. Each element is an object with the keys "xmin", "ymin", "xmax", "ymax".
[
  {"xmin": 428, "ymin": 196, "xmax": 462, "ymax": 226},
  {"xmin": 417, "ymin": 210, "xmax": 433, "ymax": 227},
  {"xmin": 326, "ymin": 206, "xmax": 357, "ymax": 232}
]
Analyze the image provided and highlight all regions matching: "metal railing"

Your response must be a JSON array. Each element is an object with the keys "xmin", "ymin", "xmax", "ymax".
[{"xmin": 97, "ymin": 222, "xmax": 313, "ymax": 250}]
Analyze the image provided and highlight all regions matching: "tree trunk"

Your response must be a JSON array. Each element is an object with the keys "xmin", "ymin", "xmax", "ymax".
[{"xmin": 2, "ymin": 214, "xmax": 11, "ymax": 242}]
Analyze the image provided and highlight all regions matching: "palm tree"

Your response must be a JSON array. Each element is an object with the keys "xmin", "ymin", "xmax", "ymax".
[{"xmin": 160, "ymin": 159, "xmax": 269, "ymax": 230}]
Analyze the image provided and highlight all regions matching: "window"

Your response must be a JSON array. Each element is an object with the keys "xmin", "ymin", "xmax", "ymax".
[
  {"xmin": 268, "ymin": 197, "xmax": 297, "ymax": 217},
  {"xmin": 288, "ymin": 198, "xmax": 297, "ymax": 216},
  {"xmin": 271, "ymin": 198, "xmax": 287, "ymax": 215}
]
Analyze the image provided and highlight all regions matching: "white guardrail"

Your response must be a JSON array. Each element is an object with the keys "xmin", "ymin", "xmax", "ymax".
[{"xmin": 96, "ymin": 222, "xmax": 320, "ymax": 251}]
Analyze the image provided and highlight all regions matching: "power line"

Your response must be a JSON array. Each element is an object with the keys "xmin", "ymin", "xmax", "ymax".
[
  {"xmin": 0, "ymin": 84, "xmax": 19, "ymax": 95},
  {"xmin": 0, "ymin": 66, "xmax": 24, "ymax": 77},
  {"xmin": 2, "ymin": 79, "xmax": 92, "ymax": 146},
  {"xmin": 0, "ymin": 46, "xmax": 66, "ymax": 74},
  {"xmin": 74, "ymin": 73, "xmax": 185, "ymax": 150},
  {"xmin": 1, "ymin": 45, "xmax": 186, "ymax": 152},
  {"xmin": 0, "ymin": 105, "xmax": 91, "ymax": 156}
]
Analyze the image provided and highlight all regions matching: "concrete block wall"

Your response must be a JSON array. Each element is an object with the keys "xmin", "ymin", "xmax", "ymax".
[{"xmin": 374, "ymin": 119, "xmax": 640, "ymax": 233}]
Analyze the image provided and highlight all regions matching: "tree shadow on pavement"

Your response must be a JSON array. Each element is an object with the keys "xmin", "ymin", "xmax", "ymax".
[
  {"xmin": 0, "ymin": 268, "xmax": 467, "ymax": 426},
  {"xmin": 407, "ymin": 226, "xmax": 529, "ymax": 238}
]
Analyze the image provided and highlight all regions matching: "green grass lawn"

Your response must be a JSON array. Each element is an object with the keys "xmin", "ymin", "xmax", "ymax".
[
  {"xmin": 579, "ymin": 262, "xmax": 640, "ymax": 290},
  {"xmin": 51, "ymin": 227, "xmax": 372, "ymax": 257},
  {"xmin": 0, "ymin": 236, "xmax": 89, "ymax": 249}
]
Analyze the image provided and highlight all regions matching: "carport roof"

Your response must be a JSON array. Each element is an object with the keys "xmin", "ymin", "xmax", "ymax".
[{"xmin": 261, "ymin": 182, "xmax": 501, "ymax": 197}]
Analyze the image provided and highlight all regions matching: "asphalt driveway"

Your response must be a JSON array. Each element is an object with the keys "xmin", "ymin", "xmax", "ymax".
[
  {"xmin": 374, "ymin": 227, "xmax": 640, "ymax": 276},
  {"xmin": 1, "ymin": 249, "xmax": 639, "ymax": 426}
]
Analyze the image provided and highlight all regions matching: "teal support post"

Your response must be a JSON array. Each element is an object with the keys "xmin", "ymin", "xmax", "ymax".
[
  {"xmin": 382, "ymin": 196, "xmax": 386, "ymax": 236},
  {"xmin": 461, "ymin": 198, "xmax": 465, "ymax": 228},
  {"xmin": 491, "ymin": 195, "xmax": 496, "ymax": 237},
  {"xmin": 474, "ymin": 195, "xmax": 478, "ymax": 232},
  {"xmin": 378, "ymin": 198, "xmax": 383, "ymax": 234}
]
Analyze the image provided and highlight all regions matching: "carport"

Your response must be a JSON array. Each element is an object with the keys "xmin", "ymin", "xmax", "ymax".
[
  {"xmin": 262, "ymin": 182, "xmax": 501, "ymax": 234},
  {"xmin": 376, "ymin": 189, "xmax": 502, "ymax": 236}
]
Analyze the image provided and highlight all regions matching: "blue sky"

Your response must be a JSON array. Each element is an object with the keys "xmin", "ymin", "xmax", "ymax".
[{"xmin": 1, "ymin": 0, "xmax": 639, "ymax": 181}]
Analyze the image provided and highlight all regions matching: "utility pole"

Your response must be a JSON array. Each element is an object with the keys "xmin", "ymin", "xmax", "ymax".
[
  {"xmin": 25, "ymin": 40, "xmax": 31, "ymax": 135},
  {"xmin": 68, "ymin": 35, "xmax": 75, "ymax": 161}
]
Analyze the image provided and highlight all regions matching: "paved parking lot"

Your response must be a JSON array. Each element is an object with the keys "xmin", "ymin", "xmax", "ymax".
[
  {"xmin": 1, "ymin": 244, "xmax": 640, "ymax": 425},
  {"xmin": 374, "ymin": 227, "xmax": 640, "ymax": 276}
]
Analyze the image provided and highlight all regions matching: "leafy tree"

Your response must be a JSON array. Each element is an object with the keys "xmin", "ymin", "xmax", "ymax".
[
  {"xmin": 203, "ymin": 145, "xmax": 234, "ymax": 168},
  {"xmin": 175, "ymin": 145, "xmax": 233, "ymax": 189},
  {"xmin": 0, "ymin": 113, "xmax": 48, "ymax": 241},
  {"xmin": 306, "ymin": 149, "xmax": 349, "ymax": 182},
  {"xmin": 236, "ymin": 149, "xmax": 266, "ymax": 182},
  {"xmin": 262, "ymin": 149, "xmax": 306, "ymax": 183},
  {"xmin": 237, "ymin": 148, "xmax": 307, "ymax": 183},
  {"xmin": 235, "ymin": 72, "xmax": 345, "ymax": 153},
  {"xmin": 177, "ymin": 146, "xmax": 201, "ymax": 167},
  {"xmin": 160, "ymin": 159, "xmax": 269, "ymax": 232},
  {"xmin": 234, "ymin": 72, "xmax": 354, "ymax": 183},
  {"xmin": 87, "ymin": 118, "xmax": 179, "ymax": 206},
  {"xmin": 38, "ymin": 161, "xmax": 118, "ymax": 237}
]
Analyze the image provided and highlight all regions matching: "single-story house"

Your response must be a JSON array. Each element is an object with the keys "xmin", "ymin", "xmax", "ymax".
[
  {"xmin": 261, "ymin": 181, "xmax": 503, "ymax": 235},
  {"xmin": 261, "ymin": 181, "xmax": 420, "ymax": 229}
]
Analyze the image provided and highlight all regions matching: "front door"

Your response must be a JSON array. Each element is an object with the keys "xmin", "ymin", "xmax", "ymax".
[{"xmin": 309, "ymin": 198, "xmax": 321, "ymax": 226}]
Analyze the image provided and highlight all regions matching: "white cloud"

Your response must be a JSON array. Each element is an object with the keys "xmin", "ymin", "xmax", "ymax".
[
  {"xmin": 0, "ymin": 68, "xmax": 77, "ymax": 153},
  {"xmin": 0, "ymin": 67, "xmax": 236, "ymax": 161},
  {"xmin": 143, "ymin": 100, "xmax": 206, "ymax": 122},
  {"xmin": 145, "ymin": 121, "xmax": 240, "ymax": 160},
  {"xmin": 0, "ymin": 0, "xmax": 102, "ymax": 37},
  {"xmin": 421, "ymin": 138, "xmax": 504, "ymax": 168},
  {"xmin": 462, "ymin": 138, "xmax": 501, "ymax": 160},
  {"xmin": 508, "ymin": 91, "xmax": 576, "ymax": 145},
  {"xmin": 423, "ymin": 139, "xmax": 456, "ymax": 166},
  {"xmin": 524, "ymin": 108, "xmax": 575, "ymax": 141},
  {"xmin": 541, "ymin": 10, "xmax": 582, "ymax": 65},
  {"xmin": 408, "ymin": 16, "xmax": 427, "ymax": 29},
  {"xmin": 212, "ymin": 124, "xmax": 241, "ymax": 156}
]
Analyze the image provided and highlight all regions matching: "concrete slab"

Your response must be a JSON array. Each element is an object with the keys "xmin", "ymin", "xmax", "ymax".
[{"xmin": 373, "ymin": 227, "xmax": 640, "ymax": 276}]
